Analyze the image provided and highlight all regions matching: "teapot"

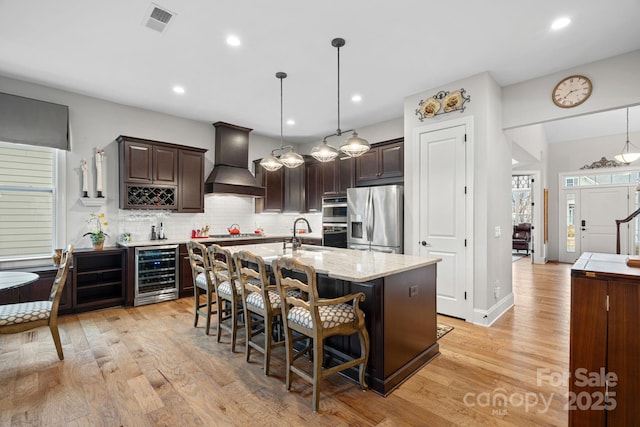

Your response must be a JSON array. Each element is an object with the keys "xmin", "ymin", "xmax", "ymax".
[{"xmin": 228, "ymin": 223, "xmax": 241, "ymax": 235}]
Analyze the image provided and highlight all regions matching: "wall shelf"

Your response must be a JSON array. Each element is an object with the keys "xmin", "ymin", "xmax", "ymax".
[{"xmin": 80, "ymin": 197, "xmax": 107, "ymax": 207}]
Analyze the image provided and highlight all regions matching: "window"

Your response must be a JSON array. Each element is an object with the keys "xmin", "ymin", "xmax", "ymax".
[
  {"xmin": 0, "ymin": 141, "xmax": 57, "ymax": 260},
  {"xmin": 512, "ymin": 175, "xmax": 532, "ymax": 225}
]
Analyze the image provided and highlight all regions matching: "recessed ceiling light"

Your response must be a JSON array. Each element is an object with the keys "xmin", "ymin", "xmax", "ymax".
[
  {"xmin": 172, "ymin": 86, "xmax": 185, "ymax": 94},
  {"xmin": 226, "ymin": 35, "xmax": 241, "ymax": 46},
  {"xmin": 286, "ymin": 119, "xmax": 295, "ymax": 126},
  {"xmin": 551, "ymin": 17, "xmax": 571, "ymax": 30},
  {"xmin": 351, "ymin": 94, "xmax": 362, "ymax": 103}
]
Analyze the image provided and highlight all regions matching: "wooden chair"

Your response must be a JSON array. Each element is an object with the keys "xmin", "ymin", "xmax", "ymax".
[
  {"xmin": 186, "ymin": 241, "xmax": 217, "ymax": 335},
  {"xmin": 233, "ymin": 250, "xmax": 285, "ymax": 375},
  {"xmin": 207, "ymin": 244, "xmax": 244, "ymax": 352},
  {"xmin": 0, "ymin": 244, "xmax": 73, "ymax": 360},
  {"xmin": 273, "ymin": 256, "xmax": 370, "ymax": 412}
]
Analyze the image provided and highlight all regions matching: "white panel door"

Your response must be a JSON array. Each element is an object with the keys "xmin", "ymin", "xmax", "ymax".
[
  {"xmin": 580, "ymin": 187, "xmax": 629, "ymax": 255},
  {"xmin": 418, "ymin": 125, "xmax": 467, "ymax": 319}
]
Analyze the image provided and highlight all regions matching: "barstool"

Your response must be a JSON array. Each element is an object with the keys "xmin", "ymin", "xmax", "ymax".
[
  {"xmin": 233, "ymin": 250, "xmax": 285, "ymax": 375},
  {"xmin": 207, "ymin": 244, "xmax": 244, "ymax": 352},
  {"xmin": 186, "ymin": 241, "xmax": 216, "ymax": 335},
  {"xmin": 273, "ymin": 256, "xmax": 370, "ymax": 412}
]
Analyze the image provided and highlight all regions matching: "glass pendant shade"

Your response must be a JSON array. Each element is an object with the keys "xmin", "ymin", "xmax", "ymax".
[
  {"xmin": 260, "ymin": 154, "xmax": 283, "ymax": 171},
  {"xmin": 340, "ymin": 131, "xmax": 371, "ymax": 157},
  {"xmin": 279, "ymin": 150, "xmax": 305, "ymax": 168},
  {"xmin": 614, "ymin": 108, "xmax": 639, "ymax": 164},
  {"xmin": 614, "ymin": 149, "xmax": 640, "ymax": 164},
  {"xmin": 311, "ymin": 140, "xmax": 340, "ymax": 162}
]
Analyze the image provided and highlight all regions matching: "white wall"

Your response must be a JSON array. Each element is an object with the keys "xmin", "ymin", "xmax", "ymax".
[
  {"xmin": 503, "ymin": 50, "xmax": 640, "ymax": 129},
  {"xmin": 508, "ymin": 124, "xmax": 549, "ymax": 263},
  {"xmin": 0, "ymin": 74, "xmax": 299, "ymax": 251},
  {"xmin": 503, "ymin": 49, "xmax": 640, "ymax": 261},
  {"xmin": 404, "ymin": 72, "xmax": 513, "ymax": 325}
]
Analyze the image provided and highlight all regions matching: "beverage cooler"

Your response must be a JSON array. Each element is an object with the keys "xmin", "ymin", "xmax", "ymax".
[{"xmin": 134, "ymin": 245, "xmax": 179, "ymax": 306}]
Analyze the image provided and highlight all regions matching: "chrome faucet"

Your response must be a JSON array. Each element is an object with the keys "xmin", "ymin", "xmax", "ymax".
[{"xmin": 292, "ymin": 217, "xmax": 313, "ymax": 250}]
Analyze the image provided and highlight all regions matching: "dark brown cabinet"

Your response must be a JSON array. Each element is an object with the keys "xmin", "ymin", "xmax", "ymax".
[
  {"xmin": 570, "ymin": 253, "xmax": 640, "ymax": 427},
  {"xmin": 73, "ymin": 248, "xmax": 125, "ymax": 312},
  {"xmin": 305, "ymin": 155, "xmax": 354, "ymax": 206},
  {"xmin": 118, "ymin": 136, "xmax": 206, "ymax": 211},
  {"xmin": 178, "ymin": 149, "xmax": 205, "ymax": 213},
  {"xmin": 179, "ymin": 244, "xmax": 194, "ymax": 297},
  {"xmin": 119, "ymin": 138, "xmax": 178, "ymax": 185},
  {"xmin": 355, "ymin": 138, "xmax": 404, "ymax": 186},
  {"xmin": 283, "ymin": 162, "xmax": 305, "ymax": 212},
  {"xmin": 254, "ymin": 160, "xmax": 284, "ymax": 212},
  {"xmin": 305, "ymin": 160, "xmax": 322, "ymax": 212},
  {"xmin": 254, "ymin": 160, "xmax": 306, "ymax": 213}
]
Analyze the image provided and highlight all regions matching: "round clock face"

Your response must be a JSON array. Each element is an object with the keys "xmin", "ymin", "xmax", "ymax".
[{"xmin": 552, "ymin": 75, "xmax": 592, "ymax": 108}]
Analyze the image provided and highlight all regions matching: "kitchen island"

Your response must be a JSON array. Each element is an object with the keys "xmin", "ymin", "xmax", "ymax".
[{"xmin": 224, "ymin": 243, "xmax": 442, "ymax": 396}]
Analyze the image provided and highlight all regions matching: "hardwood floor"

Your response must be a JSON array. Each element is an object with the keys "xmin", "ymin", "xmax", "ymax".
[{"xmin": 0, "ymin": 259, "xmax": 571, "ymax": 426}]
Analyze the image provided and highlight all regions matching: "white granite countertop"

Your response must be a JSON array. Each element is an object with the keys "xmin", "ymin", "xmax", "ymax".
[
  {"xmin": 223, "ymin": 242, "xmax": 441, "ymax": 282},
  {"xmin": 116, "ymin": 233, "xmax": 322, "ymax": 248}
]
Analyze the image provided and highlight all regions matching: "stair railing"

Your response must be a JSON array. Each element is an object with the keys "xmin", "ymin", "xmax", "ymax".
[{"xmin": 615, "ymin": 207, "xmax": 640, "ymax": 254}]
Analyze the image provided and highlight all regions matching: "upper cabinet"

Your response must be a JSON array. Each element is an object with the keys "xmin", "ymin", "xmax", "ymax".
[
  {"xmin": 254, "ymin": 160, "xmax": 284, "ymax": 213},
  {"xmin": 305, "ymin": 155, "xmax": 353, "ymax": 212},
  {"xmin": 178, "ymin": 149, "xmax": 205, "ymax": 213},
  {"xmin": 254, "ymin": 159, "xmax": 307, "ymax": 213},
  {"xmin": 119, "ymin": 138, "xmax": 178, "ymax": 185},
  {"xmin": 355, "ymin": 138, "xmax": 404, "ymax": 186},
  {"xmin": 118, "ymin": 136, "xmax": 206, "ymax": 212}
]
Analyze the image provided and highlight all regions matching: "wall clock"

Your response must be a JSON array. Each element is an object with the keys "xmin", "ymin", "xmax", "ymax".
[{"xmin": 552, "ymin": 75, "xmax": 592, "ymax": 108}]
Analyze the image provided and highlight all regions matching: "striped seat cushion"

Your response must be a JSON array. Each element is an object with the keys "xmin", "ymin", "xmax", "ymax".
[
  {"xmin": 0, "ymin": 301, "xmax": 52, "ymax": 326},
  {"xmin": 246, "ymin": 290, "xmax": 282, "ymax": 310},
  {"xmin": 195, "ymin": 271, "xmax": 214, "ymax": 288},
  {"xmin": 217, "ymin": 279, "xmax": 243, "ymax": 296},
  {"xmin": 287, "ymin": 303, "xmax": 356, "ymax": 329}
]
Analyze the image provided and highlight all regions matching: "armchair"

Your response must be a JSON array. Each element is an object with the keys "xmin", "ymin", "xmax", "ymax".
[{"xmin": 512, "ymin": 223, "xmax": 531, "ymax": 254}]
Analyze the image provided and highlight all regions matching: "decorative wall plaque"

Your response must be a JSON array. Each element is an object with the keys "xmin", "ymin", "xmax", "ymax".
[{"xmin": 416, "ymin": 88, "xmax": 470, "ymax": 121}]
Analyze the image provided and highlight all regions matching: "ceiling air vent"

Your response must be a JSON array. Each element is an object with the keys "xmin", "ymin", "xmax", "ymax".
[{"xmin": 144, "ymin": 3, "xmax": 175, "ymax": 33}]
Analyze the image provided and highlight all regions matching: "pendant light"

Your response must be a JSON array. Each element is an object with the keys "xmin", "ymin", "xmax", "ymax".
[
  {"xmin": 311, "ymin": 37, "xmax": 369, "ymax": 162},
  {"xmin": 614, "ymin": 107, "xmax": 640, "ymax": 164},
  {"xmin": 260, "ymin": 72, "xmax": 304, "ymax": 171}
]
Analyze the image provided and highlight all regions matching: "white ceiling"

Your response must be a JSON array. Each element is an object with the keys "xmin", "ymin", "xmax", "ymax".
[{"xmin": 1, "ymin": 0, "xmax": 639, "ymax": 144}]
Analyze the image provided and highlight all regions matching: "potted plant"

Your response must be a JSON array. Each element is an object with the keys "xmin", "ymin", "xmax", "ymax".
[{"xmin": 84, "ymin": 212, "xmax": 109, "ymax": 250}]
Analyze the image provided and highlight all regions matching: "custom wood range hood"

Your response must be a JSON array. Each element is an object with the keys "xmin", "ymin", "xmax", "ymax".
[{"xmin": 204, "ymin": 121, "xmax": 265, "ymax": 197}]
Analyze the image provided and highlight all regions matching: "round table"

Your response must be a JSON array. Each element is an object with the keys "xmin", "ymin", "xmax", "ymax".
[{"xmin": 0, "ymin": 271, "xmax": 40, "ymax": 291}]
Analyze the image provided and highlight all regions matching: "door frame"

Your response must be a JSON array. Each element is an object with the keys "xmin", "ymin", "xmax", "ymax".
[
  {"xmin": 558, "ymin": 169, "xmax": 638, "ymax": 263},
  {"xmin": 512, "ymin": 170, "xmax": 544, "ymax": 264},
  {"xmin": 409, "ymin": 116, "xmax": 474, "ymax": 322}
]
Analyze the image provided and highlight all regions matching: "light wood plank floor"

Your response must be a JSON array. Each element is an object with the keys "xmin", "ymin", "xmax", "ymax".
[{"xmin": 0, "ymin": 258, "xmax": 571, "ymax": 426}]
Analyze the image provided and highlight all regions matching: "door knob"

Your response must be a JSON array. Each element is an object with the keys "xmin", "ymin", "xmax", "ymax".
[{"xmin": 420, "ymin": 241, "xmax": 431, "ymax": 247}]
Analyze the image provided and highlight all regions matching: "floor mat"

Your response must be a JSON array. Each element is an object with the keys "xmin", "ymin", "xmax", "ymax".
[{"xmin": 437, "ymin": 324, "xmax": 454, "ymax": 339}]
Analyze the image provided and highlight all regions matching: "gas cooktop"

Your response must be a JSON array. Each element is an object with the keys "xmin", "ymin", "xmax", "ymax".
[{"xmin": 208, "ymin": 233, "xmax": 263, "ymax": 238}]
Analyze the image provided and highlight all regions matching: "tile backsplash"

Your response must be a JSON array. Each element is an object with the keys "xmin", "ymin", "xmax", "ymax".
[{"xmin": 118, "ymin": 195, "xmax": 321, "ymax": 242}]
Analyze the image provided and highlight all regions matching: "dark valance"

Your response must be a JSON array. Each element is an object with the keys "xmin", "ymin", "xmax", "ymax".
[{"xmin": 0, "ymin": 92, "xmax": 70, "ymax": 151}]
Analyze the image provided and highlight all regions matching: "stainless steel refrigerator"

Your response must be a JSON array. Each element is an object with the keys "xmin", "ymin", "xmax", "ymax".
[{"xmin": 347, "ymin": 185, "xmax": 403, "ymax": 253}]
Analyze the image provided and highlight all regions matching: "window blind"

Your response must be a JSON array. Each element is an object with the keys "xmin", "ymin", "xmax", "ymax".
[
  {"xmin": 0, "ymin": 142, "xmax": 54, "ymax": 258},
  {"xmin": 0, "ymin": 92, "xmax": 69, "ymax": 151}
]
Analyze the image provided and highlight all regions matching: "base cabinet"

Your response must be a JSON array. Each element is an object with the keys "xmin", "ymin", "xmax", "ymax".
[
  {"xmin": 570, "ymin": 253, "xmax": 640, "ymax": 426},
  {"xmin": 179, "ymin": 244, "xmax": 194, "ymax": 298},
  {"xmin": 73, "ymin": 248, "xmax": 125, "ymax": 312},
  {"xmin": 316, "ymin": 263, "xmax": 438, "ymax": 396}
]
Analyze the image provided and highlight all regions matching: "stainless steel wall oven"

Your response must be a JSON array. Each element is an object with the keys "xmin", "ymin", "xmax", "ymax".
[
  {"xmin": 322, "ymin": 196, "xmax": 347, "ymax": 248},
  {"xmin": 134, "ymin": 245, "xmax": 179, "ymax": 306}
]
